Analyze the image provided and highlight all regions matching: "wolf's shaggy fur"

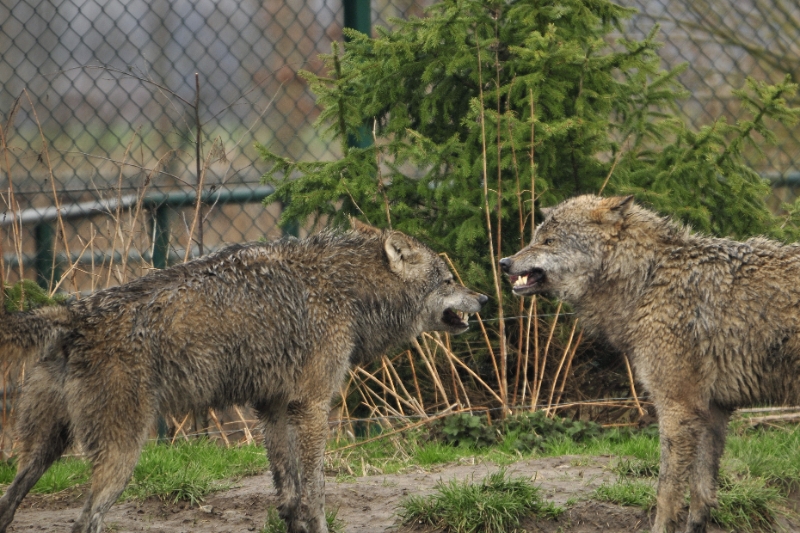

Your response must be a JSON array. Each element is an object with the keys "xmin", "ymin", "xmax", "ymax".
[
  {"xmin": 500, "ymin": 195, "xmax": 800, "ymax": 533},
  {"xmin": 0, "ymin": 222, "xmax": 486, "ymax": 533}
]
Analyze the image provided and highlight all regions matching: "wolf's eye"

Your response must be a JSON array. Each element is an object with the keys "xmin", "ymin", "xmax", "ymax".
[{"xmin": 543, "ymin": 238, "xmax": 555, "ymax": 246}]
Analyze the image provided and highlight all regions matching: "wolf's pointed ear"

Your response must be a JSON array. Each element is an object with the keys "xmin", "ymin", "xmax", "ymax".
[
  {"xmin": 350, "ymin": 217, "xmax": 382, "ymax": 236},
  {"xmin": 592, "ymin": 195, "xmax": 635, "ymax": 223},
  {"xmin": 539, "ymin": 206, "xmax": 554, "ymax": 219},
  {"xmin": 384, "ymin": 232, "xmax": 421, "ymax": 276}
]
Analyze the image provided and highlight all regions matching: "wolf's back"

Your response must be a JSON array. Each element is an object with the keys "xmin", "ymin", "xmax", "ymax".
[{"xmin": 0, "ymin": 305, "xmax": 71, "ymax": 367}]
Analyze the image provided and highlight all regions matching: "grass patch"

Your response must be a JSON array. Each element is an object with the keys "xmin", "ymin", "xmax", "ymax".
[
  {"xmin": 711, "ymin": 474, "xmax": 787, "ymax": 532},
  {"xmin": 399, "ymin": 469, "xmax": 562, "ymax": 533},
  {"xmin": 123, "ymin": 439, "xmax": 268, "ymax": 504},
  {"xmin": 261, "ymin": 506, "xmax": 345, "ymax": 533},
  {"xmin": 592, "ymin": 478, "xmax": 656, "ymax": 509},
  {"xmin": 0, "ymin": 439, "xmax": 268, "ymax": 503}
]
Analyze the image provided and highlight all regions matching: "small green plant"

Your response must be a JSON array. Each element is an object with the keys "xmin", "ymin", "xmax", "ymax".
[
  {"xmin": 435, "ymin": 413, "xmax": 497, "ymax": 448},
  {"xmin": 430, "ymin": 411, "xmax": 601, "ymax": 452},
  {"xmin": 261, "ymin": 507, "xmax": 345, "ymax": 533},
  {"xmin": 4, "ymin": 280, "xmax": 67, "ymax": 312},
  {"xmin": 399, "ymin": 469, "xmax": 562, "ymax": 533}
]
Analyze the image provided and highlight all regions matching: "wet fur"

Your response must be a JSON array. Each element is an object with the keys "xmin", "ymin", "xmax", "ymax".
[
  {"xmin": 501, "ymin": 195, "xmax": 800, "ymax": 533},
  {"xmin": 0, "ymin": 223, "xmax": 486, "ymax": 533}
]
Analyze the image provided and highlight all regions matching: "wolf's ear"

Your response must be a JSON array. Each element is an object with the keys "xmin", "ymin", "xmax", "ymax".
[
  {"xmin": 384, "ymin": 232, "xmax": 421, "ymax": 276},
  {"xmin": 350, "ymin": 217, "xmax": 382, "ymax": 236},
  {"xmin": 539, "ymin": 206, "xmax": 555, "ymax": 219},
  {"xmin": 592, "ymin": 195, "xmax": 635, "ymax": 223}
]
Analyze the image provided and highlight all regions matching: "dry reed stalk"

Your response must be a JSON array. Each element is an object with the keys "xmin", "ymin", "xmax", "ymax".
[
  {"xmin": 381, "ymin": 356, "xmax": 424, "ymax": 417},
  {"xmin": 104, "ymin": 130, "xmax": 139, "ymax": 287},
  {"xmin": 336, "ymin": 382, "xmax": 356, "ymax": 441},
  {"xmin": 532, "ymin": 301, "xmax": 562, "ymax": 410},
  {"xmin": 329, "ymin": 403, "xmax": 459, "ymax": 453},
  {"xmin": 233, "ymin": 405, "xmax": 254, "ymax": 445},
  {"xmin": 475, "ymin": 36, "xmax": 507, "ymax": 411},
  {"xmin": 184, "ymin": 140, "xmax": 219, "ymax": 263},
  {"xmin": 440, "ymin": 254, "xmax": 501, "ymax": 395},
  {"xmin": 624, "ymin": 354, "xmax": 645, "ymax": 417},
  {"xmin": 737, "ymin": 406, "xmax": 800, "ymax": 414},
  {"xmin": 207, "ymin": 408, "xmax": 230, "ymax": 447},
  {"xmin": 170, "ymin": 414, "xmax": 191, "ymax": 444},
  {"xmin": 434, "ymin": 333, "xmax": 472, "ymax": 410},
  {"xmin": 22, "ymin": 90, "xmax": 78, "ymax": 294},
  {"xmin": 554, "ymin": 330, "xmax": 583, "ymax": 409},
  {"xmin": 426, "ymin": 333, "xmax": 504, "ymax": 405},
  {"xmin": 119, "ymin": 154, "xmax": 170, "ymax": 280},
  {"xmin": 354, "ymin": 367, "xmax": 416, "ymax": 416},
  {"xmin": 379, "ymin": 358, "xmax": 403, "ymax": 415},
  {"xmin": 405, "ymin": 350, "xmax": 425, "ymax": 411},
  {"xmin": 412, "ymin": 338, "xmax": 449, "ymax": 407},
  {"xmin": 50, "ymin": 237, "xmax": 95, "ymax": 294},
  {"xmin": 545, "ymin": 319, "xmax": 579, "ymax": 416},
  {"xmin": 2, "ymin": 96, "xmax": 27, "ymax": 288},
  {"xmin": 520, "ymin": 297, "xmax": 536, "ymax": 409}
]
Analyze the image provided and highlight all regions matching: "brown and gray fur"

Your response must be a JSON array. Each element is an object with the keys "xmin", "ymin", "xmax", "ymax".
[
  {"xmin": 0, "ymin": 221, "xmax": 487, "ymax": 533},
  {"xmin": 500, "ymin": 195, "xmax": 800, "ymax": 533}
]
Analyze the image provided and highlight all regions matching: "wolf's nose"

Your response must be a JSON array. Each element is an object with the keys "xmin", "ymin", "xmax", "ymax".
[
  {"xmin": 499, "ymin": 257, "xmax": 512, "ymax": 273},
  {"xmin": 478, "ymin": 294, "xmax": 489, "ymax": 306}
]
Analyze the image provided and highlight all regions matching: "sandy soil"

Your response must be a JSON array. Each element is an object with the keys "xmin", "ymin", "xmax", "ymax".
[{"xmin": 5, "ymin": 455, "xmax": 788, "ymax": 533}]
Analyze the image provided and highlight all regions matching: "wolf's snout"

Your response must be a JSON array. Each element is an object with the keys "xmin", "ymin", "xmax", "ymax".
[
  {"xmin": 478, "ymin": 294, "xmax": 489, "ymax": 306},
  {"xmin": 499, "ymin": 257, "xmax": 512, "ymax": 273}
]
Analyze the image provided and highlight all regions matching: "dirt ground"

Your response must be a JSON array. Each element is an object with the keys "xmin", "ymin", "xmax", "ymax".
[{"xmin": 5, "ymin": 455, "xmax": 792, "ymax": 533}]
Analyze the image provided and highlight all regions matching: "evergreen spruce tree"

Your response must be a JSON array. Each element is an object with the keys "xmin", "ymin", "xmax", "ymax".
[{"xmin": 260, "ymin": 0, "xmax": 799, "ymax": 291}]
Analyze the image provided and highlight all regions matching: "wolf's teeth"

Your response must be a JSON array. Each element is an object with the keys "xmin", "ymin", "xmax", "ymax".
[{"xmin": 514, "ymin": 275, "xmax": 528, "ymax": 287}]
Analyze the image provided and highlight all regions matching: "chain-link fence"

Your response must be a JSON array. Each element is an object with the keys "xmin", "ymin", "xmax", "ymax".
[{"xmin": 1, "ymin": 0, "xmax": 799, "ymax": 294}]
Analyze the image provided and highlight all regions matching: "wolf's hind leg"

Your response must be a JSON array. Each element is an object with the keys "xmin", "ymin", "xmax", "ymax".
[
  {"xmin": 0, "ymin": 363, "xmax": 71, "ymax": 533},
  {"xmin": 685, "ymin": 404, "xmax": 730, "ymax": 533},
  {"xmin": 0, "ymin": 419, "xmax": 70, "ymax": 532},
  {"xmin": 71, "ymin": 440, "xmax": 144, "ymax": 533},
  {"xmin": 257, "ymin": 400, "xmax": 302, "ymax": 530}
]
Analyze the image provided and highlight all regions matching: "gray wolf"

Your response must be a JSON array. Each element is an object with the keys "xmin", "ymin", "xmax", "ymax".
[
  {"xmin": 500, "ymin": 195, "xmax": 800, "ymax": 533},
  {"xmin": 0, "ymin": 220, "xmax": 487, "ymax": 533}
]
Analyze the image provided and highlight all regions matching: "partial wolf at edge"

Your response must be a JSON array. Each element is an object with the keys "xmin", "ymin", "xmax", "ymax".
[
  {"xmin": 0, "ymin": 220, "xmax": 487, "ymax": 533},
  {"xmin": 501, "ymin": 194, "xmax": 800, "ymax": 533}
]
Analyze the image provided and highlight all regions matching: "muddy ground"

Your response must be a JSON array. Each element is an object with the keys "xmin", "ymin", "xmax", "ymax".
[{"xmin": 7, "ymin": 455, "xmax": 793, "ymax": 532}]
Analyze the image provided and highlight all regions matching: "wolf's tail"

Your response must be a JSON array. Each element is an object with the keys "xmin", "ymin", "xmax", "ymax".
[{"xmin": 0, "ymin": 305, "xmax": 71, "ymax": 367}]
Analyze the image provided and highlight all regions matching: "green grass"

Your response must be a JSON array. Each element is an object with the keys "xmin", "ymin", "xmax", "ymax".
[
  {"xmin": 399, "ymin": 469, "xmax": 562, "ymax": 533},
  {"xmin": 123, "ymin": 439, "xmax": 268, "ymax": 503},
  {"xmin": 0, "ymin": 439, "xmax": 268, "ymax": 503},
  {"xmin": 593, "ymin": 478, "xmax": 656, "ymax": 508}
]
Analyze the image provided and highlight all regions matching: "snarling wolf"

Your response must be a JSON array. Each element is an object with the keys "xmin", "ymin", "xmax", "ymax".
[
  {"xmin": 500, "ymin": 195, "xmax": 800, "ymax": 533},
  {"xmin": 0, "ymin": 221, "xmax": 487, "ymax": 533}
]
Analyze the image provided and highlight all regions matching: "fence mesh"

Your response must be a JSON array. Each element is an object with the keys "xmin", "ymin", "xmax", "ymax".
[{"xmin": 1, "ymin": 0, "xmax": 799, "ymax": 293}]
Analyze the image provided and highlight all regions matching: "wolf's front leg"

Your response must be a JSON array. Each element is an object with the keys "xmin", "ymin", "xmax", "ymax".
[
  {"xmin": 290, "ymin": 399, "xmax": 330, "ymax": 533},
  {"xmin": 653, "ymin": 401, "xmax": 703, "ymax": 533},
  {"xmin": 684, "ymin": 403, "xmax": 730, "ymax": 533},
  {"xmin": 258, "ymin": 401, "xmax": 301, "ymax": 529}
]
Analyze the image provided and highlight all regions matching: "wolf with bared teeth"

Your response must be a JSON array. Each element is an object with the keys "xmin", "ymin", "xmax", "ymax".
[
  {"xmin": 501, "ymin": 194, "xmax": 800, "ymax": 533},
  {"xmin": 0, "ymin": 220, "xmax": 487, "ymax": 533}
]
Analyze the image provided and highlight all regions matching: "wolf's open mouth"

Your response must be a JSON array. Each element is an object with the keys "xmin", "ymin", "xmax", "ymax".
[
  {"xmin": 442, "ymin": 309, "xmax": 470, "ymax": 329},
  {"xmin": 508, "ymin": 268, "xmax": 546, "ymax": 293}
]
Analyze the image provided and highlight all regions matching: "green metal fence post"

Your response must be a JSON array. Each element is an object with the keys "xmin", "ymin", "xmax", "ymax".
[
  {"xmin": 343, "ymin": 0, "xmax": 373, "ymax": 150},
  {"xmin": 34, "ymin": 223, "xmax": 58, "ymax": 290},
  {"xmin": 150, "ymin": 204, "xmax": 171, "ymax": 442}
]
